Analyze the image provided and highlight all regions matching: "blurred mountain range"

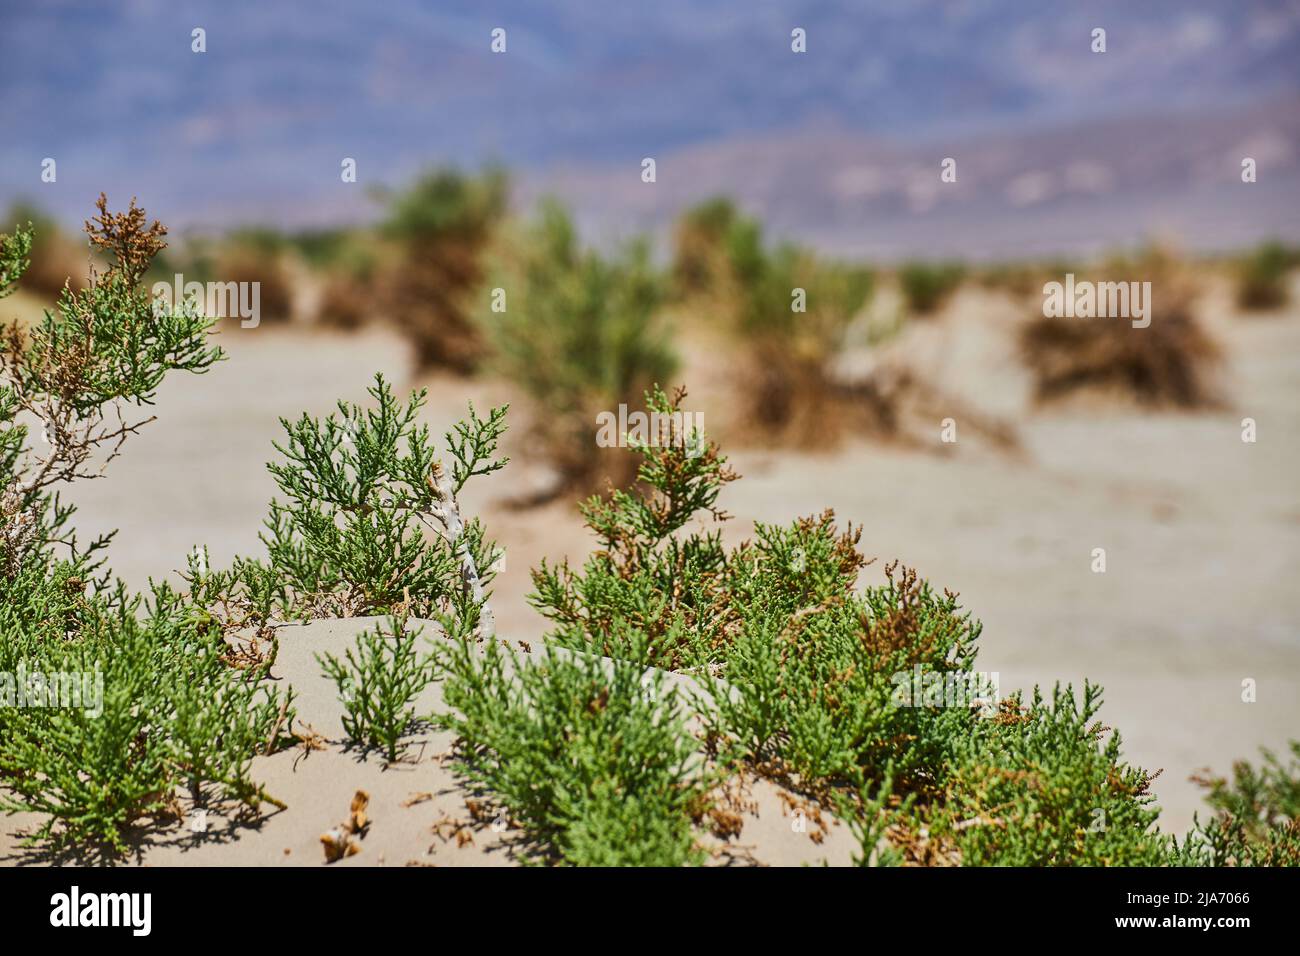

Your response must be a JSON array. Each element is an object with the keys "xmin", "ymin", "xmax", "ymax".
[
  {"xmin": 1, "ymin": 0, "xmax": 1298, "ymax": 257},
  {"xmin": 534, "ymin": 94, "xmax": 1300, "ymax": 260}
]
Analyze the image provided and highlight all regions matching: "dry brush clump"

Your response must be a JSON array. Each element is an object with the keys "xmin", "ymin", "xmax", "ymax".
[
  {"xmin": 213, "ymin": 228, "xmax": 296, "ymax": 324},
  {"xmin": 742, "ymin": 253, "xmax": 876, "ymax": 446},
  {"xmin": 671, "ymin": 197, "xmax": 876, "ymax": 447},
  {"xmin": 378, "ymin": 167, "xmax": 507, "ymax": 373},
  {"xmin": 670, "ymin": 200, "xmax": 1014, "ymax": 452},
  {"xmin": 314, "ymin": 273, "xmax": 371, "ymax": 330},
  {"xmin": 1234, "ymin": 240, "xmax": 1295, "ymax": 312},
  {"xmin": 284, "ymin": 227, "xmax": 380, "ymax": 330},
  {"xmin": 897, "ymin": 260, "xmax": 966, "ymax": 316},
  {"xmin": 1019, "ymin": 253, "xmax": 1222, "ymax": 409},
  {"xmin": 671, "ymin": 196, "xmax": 749, "ymax": 304},
  {"xmin": 477, "ymin": 200, "xmax": 678, "ymax": 497}
]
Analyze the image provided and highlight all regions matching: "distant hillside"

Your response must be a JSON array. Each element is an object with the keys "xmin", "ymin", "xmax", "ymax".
[{"xmin": 522, "ymin": 96, "xmax": 1300, "ymax": 260}]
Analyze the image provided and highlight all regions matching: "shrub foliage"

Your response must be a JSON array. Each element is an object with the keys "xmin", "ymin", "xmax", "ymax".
[
  {"xmin": 671, "ymin": 197, "xmax": 874, "ymax": 444},
  {"xmin": 0, "ymin": 198, "xmax": 288, "ymax": 855},
  {"xmin": 479, "ymin": 201, "xmax": 677, "ymax": 492}
]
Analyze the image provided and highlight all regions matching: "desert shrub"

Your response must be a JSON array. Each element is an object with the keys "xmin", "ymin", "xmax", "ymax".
[
  {"xmin": 691, "ymin": 222, "xmax": 1012, "ymax": 453},
  {"xmin": 898, "ymin": 261, "xmax": 965, "ymax": 315},
  {"xmin": 917, "ymin": 684, "xmax": 1169, "ymax": 866},
  {"xmin": 977, "ymin": 259, "xmax": 1080, "ymax": 300},
  {"xmin": 429, "ymin": 392, "xmax": 716, "ymax": 864},
  {"xmin": 2, "ymin": 201, "xmax": 92, "ymax": 301},
  {"xmin": 671, "ymin": 196, "xmax": 743, "ymax": 298},
  {"xmin": 528, "ymin": 387, "xmax": 1174, "ymax": 865},
  {"xmin": 704, "ymin": 561, "xmax": 985, "ymax": 798},
  {"xmin": 434, "ymin": 630, "xmax": 709, "ymax": 866},
  {"xmin": 318, "ymin": 614, "xmax": 433, "ymax": 761},
  {"xmin": 254, "ymin": 375, "xmax": 507, "ymax": 622},
  {"xmin": 174, "ymin": 368, "xmax": 511, "ymax": 655},
  {"xmin": 530, "ymin": 386, "xmax": 733, "ymax": 670},
  {"xmin": 670, "ymin": 198, "xmax": 877, "ymax": 445},
  {"xmin": 743, "ymin": 247, "xmax": 874, "ymax": 443},
  {"xmin": 715, "ymin": 215, "xmax": 872, "ymax": 438},
  {"xmin": 1, "ymin": 195, "xmax": 221, "ymax": 533},
  {"xmin": 1175, "ymin": 741, "xmax": 1300, "ymax": 866},
  {"xmin": 0, "ymin": 581, "xmax": 288, "ymax": 855},
  {"xmin": 480, "ymin": 200, "xmax": 677, "ymax": 493},
  {"xmin": 1235, "ymin": 241, "xmax": 1293, "ymax": 311},
  {"xmin": 1019, "ymin": 278, "xmax": 1221, "ymax": 408},
  {"xmin": 317, "ymin": 272, "xmax": 372, "ymax": 330},
  {"xmin": 380, "ymin": 167, "xmax": 507, "ymax": 372},
  {"xmin": 0, "ymin": 198, "xmax": 289, "ymax": 855},
  {"xmin": 215, "ymin": 228, "xmax": 296, "ymax": 323}
]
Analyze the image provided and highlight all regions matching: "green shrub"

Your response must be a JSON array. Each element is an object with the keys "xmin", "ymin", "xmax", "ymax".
[
  {"xmin": 380, "ymin": 167, "xmax": 507, "ymax": 372},
  {"xmin": 0, "ymin": 583, "xmax": 287, "ymax": 855},
  {"xmin": 480, "ymin": 201, "xmax": 677, "ymax": 492},
  {"xmin": 0, "ymin": 232, "xmax": 516, "ymax": 847},
  {"xmin": 318, "ymin": 615, "xmax": 433, "ymax": 761},
  {"xmin": 0, "ymin": 199, "xmax": 289, "ymax": 856},
  {"xmin": 673, "ymin": 197, "xmax": 874, "ymax": 349},
  {"xmin": 920, "ymin": 683, "xmax": 1169, "ymax": 866},
  {"xmin": 1, "ymin": 195, "xmax": 219, "ymax": 577},
  {"xmin": 529, "ymin": 385, "xmax": 733, "ymax": 671},
  {"xmin": 898, "ymin": 261, "xmax": 965, "ymax": 315},
  {"xmin": 434, "ymin": 630, "xmax": 709, "ymax": 866},
  {"xmin": 526, "ymin": 387, "xmax": 1175, "ymax": 865},
  {"xmin": 1235, "ymin": 241, "xmax": 1293, "ymax": 311},
  {"xmin": 704, "ymin": 560, "xmax": 984, "ymax": 798},
  {"xmin": 671, "ymin": 199, "xmax": 873, "ymax": 442},
  {"xmin": 257, "ymin": 376, "xmax": 506, "ymax": 621},
  {"xmin": 1175, "ymin": 741, "xmax": 1300, "ymax": 866}
]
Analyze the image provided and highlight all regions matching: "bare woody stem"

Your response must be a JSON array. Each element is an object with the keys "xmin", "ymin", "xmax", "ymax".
[{"xmin": 427, "ymin": 461, "xmax": 495, "ymax": 639}]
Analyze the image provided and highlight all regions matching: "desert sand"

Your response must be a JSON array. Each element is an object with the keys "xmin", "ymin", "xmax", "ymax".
[{"xmin": 3, "ymin": 274, "xmax": 1297, "ymax": 862}]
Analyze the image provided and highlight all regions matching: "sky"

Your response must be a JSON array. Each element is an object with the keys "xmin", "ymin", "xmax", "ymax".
[{"xmin": 1, "ymin": 0, "xmax": 1298, "ymax": 248}]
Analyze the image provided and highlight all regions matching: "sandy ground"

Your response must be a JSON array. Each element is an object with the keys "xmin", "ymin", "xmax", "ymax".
[{"xmin": 3, "ymin": 274, "xmax": 1298, "ymax": 856}]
